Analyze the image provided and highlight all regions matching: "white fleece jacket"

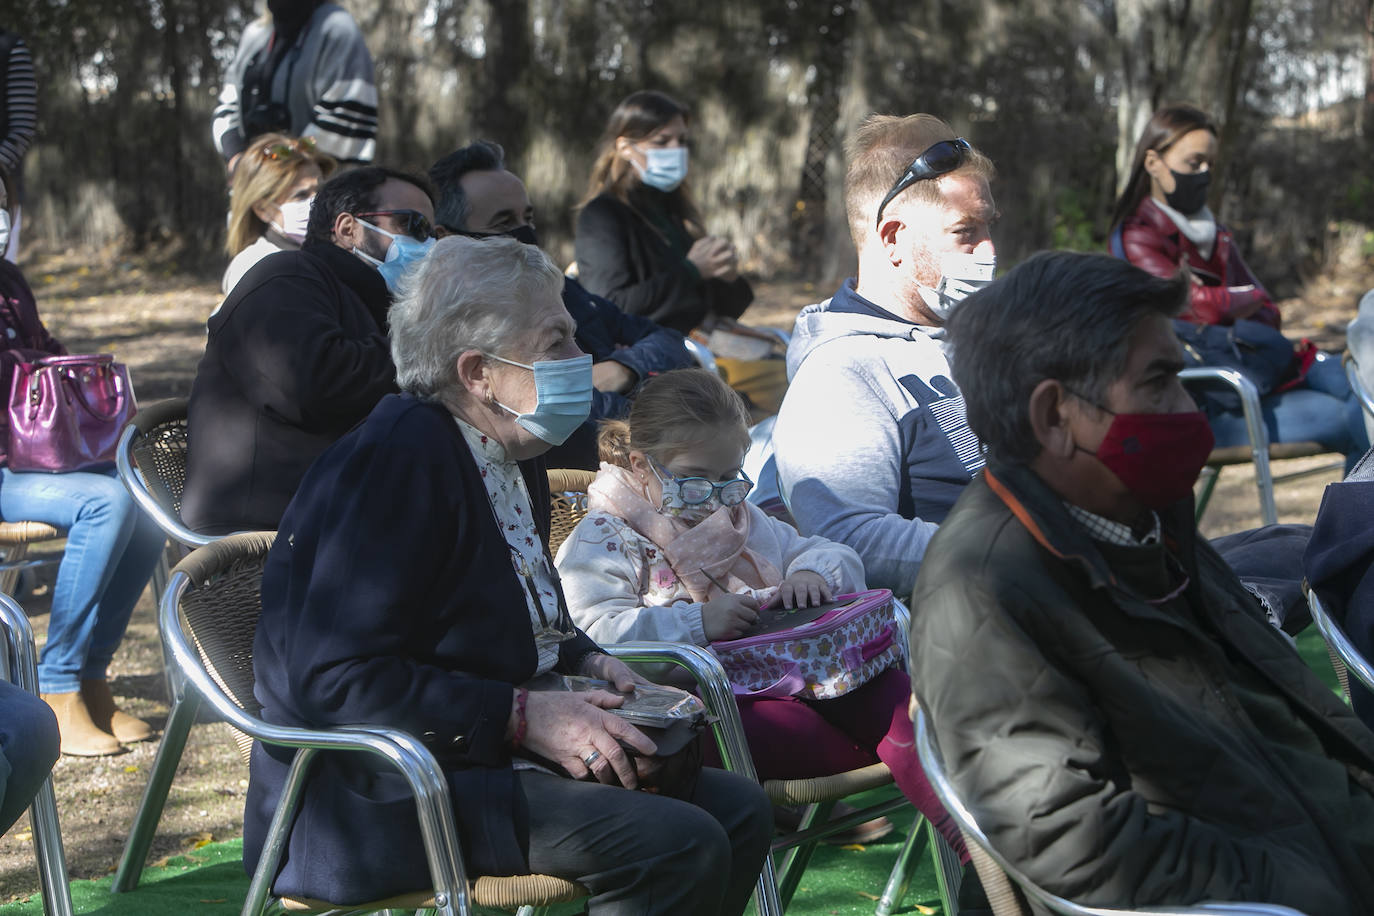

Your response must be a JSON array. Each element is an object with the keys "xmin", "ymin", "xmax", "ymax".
[{"xmin": 554, "ymin": 501, "xmax": 866, "ymax": 648}]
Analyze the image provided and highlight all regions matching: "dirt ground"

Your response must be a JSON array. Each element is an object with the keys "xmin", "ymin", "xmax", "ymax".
[{"xmin": 0, "ymin": 249, "xmax": 1369, "ymax": 904}]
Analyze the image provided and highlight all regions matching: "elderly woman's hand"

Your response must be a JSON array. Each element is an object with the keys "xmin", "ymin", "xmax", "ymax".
[{"xmin": 522, "ymin": 688, "xmax": 658, "ymax": 788}]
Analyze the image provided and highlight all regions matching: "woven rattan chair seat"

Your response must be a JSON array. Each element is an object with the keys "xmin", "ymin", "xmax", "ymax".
[
  {"xmin": 0, "ymin": 521, "xmax": 63, "ymax": 545},
  {"xmin": 763, "ymin": 761, "xmax": 894, "ymax": 806},
  {"xmin": 280, "ymin": 873, "xmax": 587, "ymax": 912},
  {"xmin": 1207, "ymin": 440, "xmax": 1327, "ymax": 466},
  {"xmin": 547, "ymin": 468, "xmax": 597, "ymax": 554}
]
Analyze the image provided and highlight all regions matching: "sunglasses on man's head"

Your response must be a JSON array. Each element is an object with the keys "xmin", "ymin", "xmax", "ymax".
[
  {"xmin": 261, "ymin": 136, "xmax": 318, "ymax": 161},
  {"xmin": 356, "ymin": 209, "xmax": 434, "ymax": 241},
  {"xmin": 873, "ymin": 137, "xmax": 972, "ymax": 229}
]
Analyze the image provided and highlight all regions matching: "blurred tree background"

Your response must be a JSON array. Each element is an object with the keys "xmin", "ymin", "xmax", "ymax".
[{"xmin": 7, "ymin": 0, "xmax": 1374, "ymax": 295}]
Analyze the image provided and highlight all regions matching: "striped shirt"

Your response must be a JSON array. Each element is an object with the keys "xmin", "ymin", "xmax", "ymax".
[{"xmin": 0, "ymin": 35, "xmax": 36, "ymax": 175}]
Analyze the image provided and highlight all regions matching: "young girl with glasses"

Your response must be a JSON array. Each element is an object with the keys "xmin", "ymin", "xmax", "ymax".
[{"xmin": 556, "ymin": 368, "xmax": 969, "ymax": 856}]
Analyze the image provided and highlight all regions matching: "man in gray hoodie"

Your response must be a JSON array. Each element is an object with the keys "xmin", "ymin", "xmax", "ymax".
[{"xmin": 773, "ymin": 114, "xmax": 997, "ymax": 597}]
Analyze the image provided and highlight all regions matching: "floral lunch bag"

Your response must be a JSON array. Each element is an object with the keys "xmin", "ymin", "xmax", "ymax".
[{"xmin": 710, "ymin": 589, "xmax": 902, "ymax": 700}]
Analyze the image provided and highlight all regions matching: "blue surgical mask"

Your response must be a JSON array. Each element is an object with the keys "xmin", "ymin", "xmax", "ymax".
[
  {"xmin": 354, "ymin": 219, "xmax": 435, "ymax": 292},
  {"xmin": 633, "ymin": 146, "xmax": 689, "ymax": 193},
  {"xmin": 485, "ymin": 352, "xmax": 594, "ymax": 445}
]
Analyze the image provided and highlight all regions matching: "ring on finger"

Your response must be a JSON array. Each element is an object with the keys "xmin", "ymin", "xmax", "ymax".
[{"xmin": 582, "ymin": 750, "xmax": 602, "ymax": 768}]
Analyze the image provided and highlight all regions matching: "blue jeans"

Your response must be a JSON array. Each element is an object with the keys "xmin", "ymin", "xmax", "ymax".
[
  {"xmin": 1209, "ymin": 354, "xmax": 1371, "ymax": 473},
  {"xmin": 0, "ymin": 467, "xmax": 165, "ymax": 693},
  {"xmin": 0, "ymin": 678, "xmax": 59, "ymax": 835}
]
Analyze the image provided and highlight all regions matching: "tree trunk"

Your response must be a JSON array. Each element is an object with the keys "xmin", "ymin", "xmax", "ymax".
[{"xmin": 1112, "ymin": 0, "xmax": 1255, "ymax": 196}]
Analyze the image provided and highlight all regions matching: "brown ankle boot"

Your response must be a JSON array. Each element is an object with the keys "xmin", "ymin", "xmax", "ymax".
[
  {"xmin": 80, "ymin": 679, "xmax": 154, "ymax": 744},
  {"xmin": 41, "ymin": 690, "xmax": 122, "ymax": 756}
]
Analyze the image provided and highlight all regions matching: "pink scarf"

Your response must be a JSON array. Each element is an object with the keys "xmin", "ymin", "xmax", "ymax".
[{"xmin": 587, "ymin": 463, "xmax": 781, "ymax": 602}]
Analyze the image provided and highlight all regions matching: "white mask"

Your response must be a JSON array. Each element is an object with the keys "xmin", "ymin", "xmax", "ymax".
[
  {"xmin": 0, "ymin": 209, "xmax": 9, "ymax": 254},
  {"xmin": 921, "ymin": 251, "xmax": 996, "ymax": 321},
  {"xmin": 271, "ymin": 196, "xmax": 313, "ymax": 243},
  {"xmin": 633, "ymin": 146, "xmax": 689, "ymax": 193}
]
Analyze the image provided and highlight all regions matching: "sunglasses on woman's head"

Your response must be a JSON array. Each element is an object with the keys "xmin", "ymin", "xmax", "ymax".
[
  {"xmin": 653, "ymin": 460, "xmax": 754, "ymax": 506},
  {"xmin": 356, "ymin": 209, "xmax": 435, "ymax": 241},
  {"xmin": 873, "ymin": 137, "xmax": 972, "ymax": 229},
  {"xmin": 261, "ymin": 136, "xmax": 318, "ymax": 161}
]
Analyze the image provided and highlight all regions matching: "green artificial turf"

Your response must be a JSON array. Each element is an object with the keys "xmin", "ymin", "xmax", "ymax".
[
  {"xmin": 0, "ymin": 628, "xmax": 1344, "ymax": 916},
  {"xmin": 0, "ymin": 788, "xmax": 947, "ymax": 916}
]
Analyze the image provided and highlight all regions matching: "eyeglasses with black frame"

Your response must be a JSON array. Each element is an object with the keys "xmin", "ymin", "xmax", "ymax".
[
  {"xmin": 652, "ymin": 459, "xmax": 754, "ymax": 506},
  {"xmin": 356, "ymin": 209, "xmax": 434, "ymax": 242},
  {"xmin": 873, "ymin": 137, "xmax": 972, "ymax": 229}
]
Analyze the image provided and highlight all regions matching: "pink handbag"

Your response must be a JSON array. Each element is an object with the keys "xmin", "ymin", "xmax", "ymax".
[
  {"xmin": 711, "ymin": 589, "xmax": 902, "ymax": 700},
  {"xmin": 7, "ymin": 354, "xmax": 136, "ymax": 472}
]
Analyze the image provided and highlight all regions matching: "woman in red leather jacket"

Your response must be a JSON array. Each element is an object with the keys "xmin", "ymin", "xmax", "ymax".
[
  {"xmin": 1110, "ymin": 105, "xmax": 1280, "ymax": 328},
  {"xmin": 1109, "ymin": 104, "xmax": 1368, "ymax": 470}
]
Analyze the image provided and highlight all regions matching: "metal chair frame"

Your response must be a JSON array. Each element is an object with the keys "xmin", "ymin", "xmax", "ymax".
[
  {"xmin": 1307, "ymin": 588, "xmax": 1374, "ymax": 696},
  {"xmin": 1344, "ymin": 354, "xmax": 1374, "ymax": 424},
  {"xmin": 683, "ymin": 337, "xmax": 720, "ymax": 375},
  {"xmin": 759, "ymin": 599, "xmax": 959, "ymax": 914},
  {"xmin": 117, "ymin": 539, "xmax": 783, "ymax": 916},
  {"xmin": 913, "ymin": 708, "xmax": 1310, "ymax": 916},
  {"xmin": 1181, "ymin": 367, "xmax": 1338, "ymax": 527},
  {"xmin": 0, "ymin": 593, "xmax": 74, "ymax": 916},
  {"xmin": 114, "ymin": 397, "xmax": 213, "ymax": 707},
  {"xmin": 115, "ymin": 398, "xmax": 215, "ymax": 551}
]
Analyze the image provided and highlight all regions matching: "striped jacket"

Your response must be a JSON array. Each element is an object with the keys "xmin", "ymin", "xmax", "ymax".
[
  {"xmin": 212, "ymin": 4, "xmax": 377, "ymax": 165},
  {"xmin": 0, "ymin": 32, "xmax": 36, "ymax": 178}
]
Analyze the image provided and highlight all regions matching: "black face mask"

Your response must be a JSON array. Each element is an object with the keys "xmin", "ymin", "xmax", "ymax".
[
  {"xmin": 267, "ymin": 0, "xmax": 321, "ymax": 42},
  {"xmin": 451, "ymin": 223, "xmax": 539, "ymax": 247},
  {"xmin": 1165, "ymin": 169, "xmax": 1210, "ymax": 216}
]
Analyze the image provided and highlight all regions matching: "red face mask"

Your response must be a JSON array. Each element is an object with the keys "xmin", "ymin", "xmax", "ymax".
[{"xmin": 1091, "ymin": 410, "xmax": 1215, "ymax": 509}]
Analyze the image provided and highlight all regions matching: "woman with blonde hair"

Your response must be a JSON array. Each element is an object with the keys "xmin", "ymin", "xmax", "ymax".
[
  {"xmin": 574, "ymin": 91, "xmax": 752, "ymax": 335},
  {"xmin": 222, "ymin": 132, "xmax": 334, "ymax": 294}
]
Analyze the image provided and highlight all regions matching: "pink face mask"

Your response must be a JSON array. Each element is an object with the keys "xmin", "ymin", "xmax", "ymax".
[{"xmin": 1092, "ymin": 409, "xmax": 1215, "ymax": 509}]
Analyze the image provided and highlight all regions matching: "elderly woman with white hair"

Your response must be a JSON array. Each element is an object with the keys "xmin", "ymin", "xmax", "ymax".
[{"xmin": 245, "ymin": 235, "xmax": 772, "ymax": 913}]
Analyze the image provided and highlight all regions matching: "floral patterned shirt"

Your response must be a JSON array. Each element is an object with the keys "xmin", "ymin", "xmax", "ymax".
[{"xmin": 456, "ymin": 418, "xmax": 563, "ymax": 674}]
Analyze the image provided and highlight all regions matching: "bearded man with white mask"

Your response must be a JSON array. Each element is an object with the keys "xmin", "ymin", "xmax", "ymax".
[{"xmin": 772, "ymin": 114, "xmax": 997, "ymax": 597}]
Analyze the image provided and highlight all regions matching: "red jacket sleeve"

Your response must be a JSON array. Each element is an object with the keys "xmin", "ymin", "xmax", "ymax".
[{"xmin": 1120, "ymin": 222, "xmax": 1280, "ymax": 329}]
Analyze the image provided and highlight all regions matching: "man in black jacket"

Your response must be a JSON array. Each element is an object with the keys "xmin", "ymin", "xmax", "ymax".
[
  {"xmin": 429, "ymin": 141, "xmax": 694, "ymax": 469},
  {"xmin": 912, "ymin": 251, "xmax": 1374, "ymax": 913},
  {"xmin": 183, "ymin": 166, "xmax": 434, "ymax": 533}
]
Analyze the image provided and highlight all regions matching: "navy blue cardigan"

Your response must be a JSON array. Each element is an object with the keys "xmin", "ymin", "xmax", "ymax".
[{"xmin": 245, "ymin": 393, "xmax": 601, "ymax": 902}]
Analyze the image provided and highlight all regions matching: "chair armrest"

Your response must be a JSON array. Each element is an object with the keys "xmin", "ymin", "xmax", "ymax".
[
  {"xmin": 1177, "ymin": 368, "xmax": 1268, "ymax": 448},
  {"xmin": 1308, "ymin": 589, "xmax": 1374, "ymax": 693},
  {"xmin": 159, "ymin": 572, "xmax": 470, "ymax": 911},
  {"xmin": 913, "ymin": 710, "xmax": 1310, "ymax": 916},
  {"xmin": 603, "ymin": 641, "xmax": 758, "ymax": 781},
  {"xmin": 683, "ymin": 338, "xmax": 720, "ymax": 375},
  {"xmin": 1344, "ymin": 355, "xmax": 1374, "ymax": 422},
  {"xmin": 116, "ymin": 424, "xmax": 218, "ymax": 548}
]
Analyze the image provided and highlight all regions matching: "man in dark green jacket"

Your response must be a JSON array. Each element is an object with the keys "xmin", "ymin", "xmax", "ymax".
[{"xmin": 911, "ymin": 250, "xmax": 1374, "ymax": 914}]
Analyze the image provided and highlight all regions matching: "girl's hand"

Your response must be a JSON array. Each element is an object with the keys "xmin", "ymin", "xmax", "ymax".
[
  {"xmin": 579, "ymin": 652, "xmax": 653, "ymax": 691},
  {"xmin": 767, "ymin": 571, "xmax": 832, "ymax": 610},
  {"xmin": 701, "ymin": 593, "xmax": 760, "ymax": 641}
]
